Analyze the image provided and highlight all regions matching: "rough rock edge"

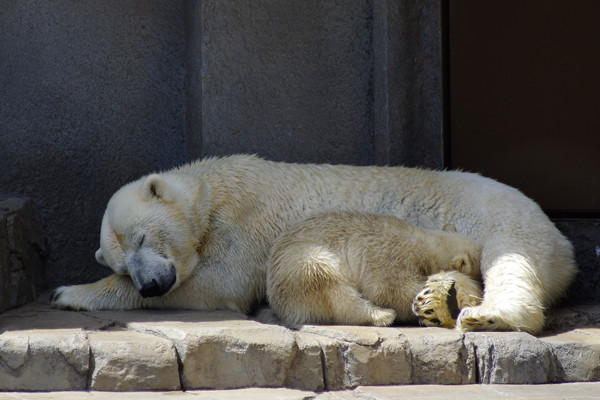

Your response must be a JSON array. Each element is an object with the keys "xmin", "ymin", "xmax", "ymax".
[{"xmin": 1, "ymin": 301, "xmax": 600, "ymax": 391}]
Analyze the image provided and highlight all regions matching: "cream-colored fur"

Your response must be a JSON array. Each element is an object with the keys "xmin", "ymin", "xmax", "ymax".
[
  {"xmin": 51, "ymin": 155, "xmax": 576, "ymax": 334},
  {"xmin": 267, "ymin": 211, "xmax": 482, "ymax": 327}
]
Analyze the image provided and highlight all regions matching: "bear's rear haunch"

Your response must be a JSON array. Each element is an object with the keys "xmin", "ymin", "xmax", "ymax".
[{"xmin": 51, "ymin": 155, "xmax": 576, "ymax": 334}]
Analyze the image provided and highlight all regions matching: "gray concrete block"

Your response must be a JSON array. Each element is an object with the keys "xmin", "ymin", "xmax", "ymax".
[
  {"xmin": 464, "ymin": 332, "xmax": 554, "ymax": 384},
  {"xmin": 541, "ymin": 327, "xmax": 600, "ymax": 382}
]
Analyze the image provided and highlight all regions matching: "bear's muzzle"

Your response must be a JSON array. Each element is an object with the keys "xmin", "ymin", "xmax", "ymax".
[
  {"xmin": 128, "ymin": 249, "xmax": 177, "ymax": 298},
  {"xmin": 138, "ymin": 264, "xmax": 176, "ymax": 298}
]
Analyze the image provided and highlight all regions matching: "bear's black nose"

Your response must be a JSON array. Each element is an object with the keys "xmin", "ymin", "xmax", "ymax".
[
  {"xmin": 137, "ymin": 264, "xmax": 177, "ymax": 298},
  {"xmin": 139, "ymin": 279, "xmax": 162, "ymax": 298}
]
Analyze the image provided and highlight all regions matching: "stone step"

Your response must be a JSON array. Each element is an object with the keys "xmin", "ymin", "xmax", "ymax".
[
  {"xmin": 1, "ymin": 299, "xmax": 599, "ymax": 392},
  {"xmin": 3, "ymin": 383, "xmax": 600, "ymax": 400}
]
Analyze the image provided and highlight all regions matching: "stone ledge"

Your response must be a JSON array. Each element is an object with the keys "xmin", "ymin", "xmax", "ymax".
[
  {"xmin": 1, "ymin": 299, "xmax": 599, "ymax": 392},
  {"xmin": 3, "ymin": 383, "xmax": 600, "ymax": 400}
]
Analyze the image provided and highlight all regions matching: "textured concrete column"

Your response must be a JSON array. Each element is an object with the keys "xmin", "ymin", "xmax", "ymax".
[
  {"xmin": 373, "ymin": 0, "xmax": 444, "ymax": 168},
  {"xmin": 186, "ymin": 0, "xmax": 444, "ymax": 168},
  {"xmin": 188, "ymin": 0, "xmax": 376, "ymax": 165}
]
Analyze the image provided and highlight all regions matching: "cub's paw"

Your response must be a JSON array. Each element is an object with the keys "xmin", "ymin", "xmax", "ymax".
[
  {"xmin": 412, "ymin": 271, "xmax": 482, "ymax": 329},
  {"xmin": 369, "ymin": 307, "xmax": 397, "ymax": 327},
  {"xmin": 456, "ymin": 306, "xmax": 511, "ymax": 332}
]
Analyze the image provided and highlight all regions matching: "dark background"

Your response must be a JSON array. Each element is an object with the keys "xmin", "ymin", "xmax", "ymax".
[
  {"xmin": 1, "ymin": 1, "xmax": 597, "ymax": 304},
  {"xmin": 449, "ymin": 0, "xmax": 600, "ymax": 214},
  {"xmin": 1, "ymin": 1, "xmax": 443, "ymax": 287}
]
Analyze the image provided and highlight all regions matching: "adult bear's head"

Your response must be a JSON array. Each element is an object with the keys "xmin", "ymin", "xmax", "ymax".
[{"xmin": 95, "ymin": 172, "xmax": 211, "ymax": 298}]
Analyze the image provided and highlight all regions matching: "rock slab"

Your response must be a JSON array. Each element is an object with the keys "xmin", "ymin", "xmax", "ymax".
[
  {"xmin": 1, "ymin": 301, "xmax": 600, "ymax": 391},
  {"xmin": 88, "ymin": 330, "xmax": 180, "ymax": 391}
]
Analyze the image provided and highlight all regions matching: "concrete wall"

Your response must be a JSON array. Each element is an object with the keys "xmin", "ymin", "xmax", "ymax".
[
  {"xmin": 1, "ymin": 1, "xmax": 188, "ymax": 285},
  {"xmin": 1, "ymin": 0, "xmax": 444, "ymax": 288},
  {"xmin": 187, "ymin": 0, "xmax": 444, "ymax": 167},
  {"xmin": 1, "ymin": 1, "xmax": 598, "ymax": 307}
]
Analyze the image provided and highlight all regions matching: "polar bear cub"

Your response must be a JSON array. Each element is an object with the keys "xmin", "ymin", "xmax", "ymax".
[{"xmin": 267, "ymin": 211, "xmax": 483, "ymax": 328}]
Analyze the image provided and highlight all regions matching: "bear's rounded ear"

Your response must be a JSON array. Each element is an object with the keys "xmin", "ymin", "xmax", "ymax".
[
  {"xmin": 141, "ymin": 174, "xmax": 167, "ymax": 201},
  {"xmin": 95, "ymin": 249, "xmax": 108, "ymax": 266}
]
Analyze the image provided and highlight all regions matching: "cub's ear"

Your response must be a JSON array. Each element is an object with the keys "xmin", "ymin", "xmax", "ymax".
[
  {"xmin": 450, "ymin": 254, "xmax": 474, "ymax": 275},
  {"xmin": 141, "ymin": 174, "xmax": 168, "ymax": 201}
]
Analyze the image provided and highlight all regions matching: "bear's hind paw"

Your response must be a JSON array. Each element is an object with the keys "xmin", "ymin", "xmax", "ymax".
[{"xmin": 456, "ymin": 306, "xmax": 511, "ymax": 332}]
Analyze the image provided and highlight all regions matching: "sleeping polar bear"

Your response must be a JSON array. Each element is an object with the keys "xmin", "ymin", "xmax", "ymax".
[
  {"xmin": 51, "ymin": 155, "xmax": 576, "ymax": 334},
  {"xmin": 267, "ymin": 211, "xmax": 483, "ymax": 328}
]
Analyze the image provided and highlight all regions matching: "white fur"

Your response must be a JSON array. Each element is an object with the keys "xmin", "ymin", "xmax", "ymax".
[{"xmin": 52, "ymin": 155, "xmax": 576, "ymax": 333}]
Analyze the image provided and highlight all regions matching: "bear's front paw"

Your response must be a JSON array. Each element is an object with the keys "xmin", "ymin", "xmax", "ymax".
[
  {"xmin": 412, "ymin": 278, "xmax": 460, "ymax": 328},
  {"xmin": 412, "ymin": 271, "xmax": 483, "ymax": 329},
  {"xmin": 50, "ymin": 285, "xmax": 91, "ymax": 311}
]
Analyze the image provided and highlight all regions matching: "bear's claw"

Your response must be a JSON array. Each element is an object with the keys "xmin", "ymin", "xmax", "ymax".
[
  {"xmin": 49, "ymin": 285, "xmax": 86, "ymax": 311},
  {"xmin": 49, "ymin": 287, "xmax": 63, "ymax": 303}
]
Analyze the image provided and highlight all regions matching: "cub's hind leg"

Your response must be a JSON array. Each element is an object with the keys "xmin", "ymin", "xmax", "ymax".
[
  {"xmin": 412, "ymin": 271, "xmax": 482, "ymax": 328},
  {"xmin": 267, "ymin": 243, "xmax": 396, "ymax": 327}
]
